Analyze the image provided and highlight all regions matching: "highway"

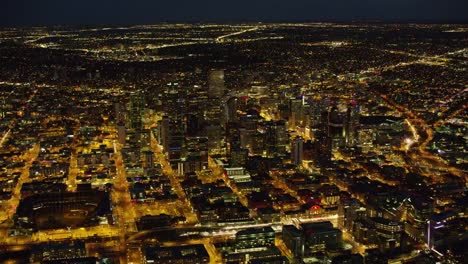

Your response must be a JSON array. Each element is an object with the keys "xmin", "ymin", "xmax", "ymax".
[
  {"xmin": 122, "ymin": 214, "xmax": 339, "ymax": 243},
  {"xmin": 0, "ymin": 128, "xmax": 11, "ymax": 149},
  {"xmin": 215, "ymin": 26, "xmax": 261, "ymax": 42},
  {"xmin": 378, "ymin": 92, "xmax": 467, "ymax": 182}
]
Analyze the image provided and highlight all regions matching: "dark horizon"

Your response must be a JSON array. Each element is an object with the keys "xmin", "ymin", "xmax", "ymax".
[
  {"xmin": 2, "ymin": 0, "xmax": 468, "ymax": 27},
  {"xmin": 2, "ymin": 18, "xmax": 468, "ymax": 28}
]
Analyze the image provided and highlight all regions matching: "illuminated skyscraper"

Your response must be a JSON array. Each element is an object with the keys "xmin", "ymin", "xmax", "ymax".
[
  {"xmin": 291, "ymin": 136, "xmax": 304, "ymax": 166},
  {"xmin": 114, "ymin": 102, "xmax": 125, "ymax": 123},
  {"xmin": 142, "ymin": 148, "xmax": 154, "ymax": 169},
  {"xmin": 129, "ymin": 93, "xmax": 144, "ymax": 130},
  {"xmin": 208, "ymin": 69, "xmax": 225, "ymax": 98},
  {"xmin": 226, "ymin": 97, "xmax": 239, "ymax": 122},
  {"xmin": 230, "ymin": 146, "xmax": 248, "ymax": 167},
  {"xmin": 264, "ymin": 120, "xmax": 288, "ymax": 158},
  {"xmin": 316, "ymin": 131, "xmax": 332, "ymax": 162},
  {"xmin": 328, "ymin": 105, "xmax": 343, "ymax": 137},
  {"xmin": 327, "ymin": 105, "xmax": 345, "ymax": 150},
  {"xmin": 117, "ymin": 121, "xmax": 126, "ymax": 145},
  {"xmin": 159, "ymin": 116, "xmax": 170, "ymax": 151},
  {"xmin": 289, "ymin": 97, "xmax": 303, "ymax": 129},
  {"xmin": 163, "ymin": 83, "xmax": 186, "ymax": 121},
  {"xmin": 344, "ymin": 101, "xmax": 360, "ymax": 147}
]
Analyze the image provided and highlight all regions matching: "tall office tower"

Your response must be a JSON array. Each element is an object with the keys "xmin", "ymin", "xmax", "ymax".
[
  {"xmin": 289, "ymin": 97, "xmax": 303, "ymax": 129},
  {"xmin": 185, "ymin": 114, "xmax": 201, "ymax": 137},
  {"xmin": 142, "ymin": 148, "xmax": 154, "ymax": 169},
  {"xmin": 226, "ymin": 97, "xmax": 239, "ymax": 122},
  {"xmin": 117, "ymin": 121, "xmax": 126, "ymax": 145},
  {"xmin": 264, "ymin": 120, "xmax": 289, "ymax": 158},
  {"xmin": 159, "ymin": 83, "xmax": 189, "ymax": 169},
  {"xmin": 203, "ymin": 124, "xmax": 224, "ymax": 151},
  {"xmin": 291, "ymin": 136, "xmax": 304, "ymax": 166},
  {"xmin": 159, "ymin": 116, "xmax": 170, "ymax": 151},
  {"xmin": 328, "ymin": 105, "xmax": 345, "ymax": 150},
  {"xmin": 168, "ymin": 124, "xmax": 185, "ymax": 170},
  {"xmin": 163, "ymin": 83, "xmax": 187, "ymax": 121},
  {"xmin": 114, "ymin": 102, "xmax": 125, "ymax": 123},
  {"xmin": 225, "ymin": 122, "xmax": 241, "ymax": 152},
  {"xmin": 315, "ymin": 130, "xmax": 332, "ymax": 162},
  {"xmin": 344, "ymin": 101, "xmax": 360, "ymax": 147},
  {"xmin": 306, "ymin": 97, "xmax": 326, "ymax": 129},
  {"xmin": 208, "ymin": 69, "xmax": 225, "ymax": 98},
  {"xmin": 160, "ymin": 118, "xmax": 184, "ymax": 169},
  {"xmin": 129, "ymin": 93, "xmax": 144, "ymax": 130},
  {"xmin": 186, "ymin": 86, "xmax": 206, "ymax": 135},
  {"xmin": 328, "ymin": 106, "xmax": 343, "ymax": 136},
  {"xmin": 204, "ymin": 99, "xmax": 224, "ymax": 124},
  {"xmin": 230, "ymin": 146, "xmax": 248, "ymax": 167},
  {"xmin": 140, "ymin": 129, "xmax": 151, "ymax": 148}
]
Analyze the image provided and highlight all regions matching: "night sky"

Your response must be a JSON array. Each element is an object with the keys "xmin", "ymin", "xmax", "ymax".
[{"xmin": 1, "ymin": 0, "xmax": 468, "ymax": 26}]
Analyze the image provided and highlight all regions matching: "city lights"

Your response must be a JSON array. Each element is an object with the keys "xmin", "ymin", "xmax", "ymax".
[{"xmin": 0, "ymin": 21, "xmax": 466, "ymax": 264}]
